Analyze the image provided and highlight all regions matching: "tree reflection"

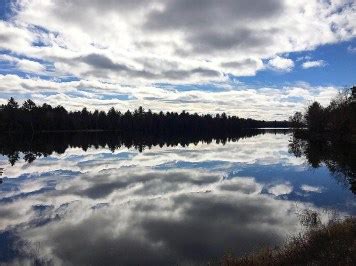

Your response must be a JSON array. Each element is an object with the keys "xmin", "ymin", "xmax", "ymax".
[
  {"xmin": 0, "ymin": 168, "xmax": 3, "ymax": 184},
  {"xmin": 0, "ymin": 129, "xmax": 286, "ymax": 166},
  {"xmin": 289, "ymin": 134, "xmax": 356, "ymax": 194}
]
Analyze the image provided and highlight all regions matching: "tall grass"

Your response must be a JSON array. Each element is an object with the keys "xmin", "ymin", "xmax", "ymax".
[{"xmin": 221, "ymin": 217, "xmax": 356, "ymax": 266}]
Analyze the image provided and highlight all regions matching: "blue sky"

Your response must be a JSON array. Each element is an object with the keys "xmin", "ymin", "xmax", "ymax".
[
  {"xmin": 0, "ymin": 0, "xmax": 355, "ymax": 119},
  {"xmin": 239, "ymin": 41, "xmax": 356, "ymax": 87}
]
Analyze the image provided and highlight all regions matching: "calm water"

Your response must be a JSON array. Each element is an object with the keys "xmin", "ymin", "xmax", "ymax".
[{"xmin": 0, "ymin": 131, "xmax": 354, "ymax": 265}]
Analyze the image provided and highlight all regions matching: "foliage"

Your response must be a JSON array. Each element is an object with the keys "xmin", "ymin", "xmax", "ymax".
[
  {"xmin": 289, "ymin": 86, "xmax": 355, "ymax": 141},
  {"xmin": 288, "ymin": 111, "xmax": 303, "ymax": 128},
  {"xmin": 221, "ymin": 217, "xmax": 356, "ymax": 266}
]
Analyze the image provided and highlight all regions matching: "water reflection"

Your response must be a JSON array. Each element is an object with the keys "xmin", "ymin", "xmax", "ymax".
[
  {"xmin": 0, "ymin": 168, "xmax": 3, "ymax": 184},
  {"xmin": 0, "ymin": 131, "xmax": 354, "ymax": 265},
  {"xmin": 289, "ymin": 136, "xmax": 356, "ymax": 194},
  {"xmin": 0, "ymin": 129, "xmax": 286, "ymax": 166}
]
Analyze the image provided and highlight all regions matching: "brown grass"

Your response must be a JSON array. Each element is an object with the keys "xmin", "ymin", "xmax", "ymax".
[{"xmin": 221, "ymin": 217, "xmax": 356, "ymax": 266}]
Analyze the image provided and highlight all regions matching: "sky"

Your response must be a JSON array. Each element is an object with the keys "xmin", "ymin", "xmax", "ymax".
[{"xmin": 0, "ymin": 0, "xmax": 355, "ymax": 120}]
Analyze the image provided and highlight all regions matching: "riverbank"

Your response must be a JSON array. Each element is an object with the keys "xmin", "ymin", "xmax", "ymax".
[{"xmin": 222, "ymin": 217, "xmax": 356, "ymax": 266}]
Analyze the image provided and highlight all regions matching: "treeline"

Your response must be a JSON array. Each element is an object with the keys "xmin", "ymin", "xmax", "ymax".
[
  {"xmin": 290, "ymin": 86, "xmax": 356, "ymax": 141},
  {"xmin": 0, "ymin": 98, "xmax": 290, "ymax": 133}
]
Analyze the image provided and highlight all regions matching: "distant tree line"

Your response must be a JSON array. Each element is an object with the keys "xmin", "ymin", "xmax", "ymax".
[
  {"xmin": 290, "ymin": 86, "xmax": 356, "ymax": 142},
  {"xmin": 0, "ymin": 98, "xmax": 290, "ymax": 134}
]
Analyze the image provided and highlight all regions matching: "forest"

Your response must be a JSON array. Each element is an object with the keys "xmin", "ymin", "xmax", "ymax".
[
  {"xmin": 0, "ymin": 98, "xmax": 289, "ymax": 134},
  {"xmin": 290, "ymin": 86, "xmax": 356, "ymax": 142}
]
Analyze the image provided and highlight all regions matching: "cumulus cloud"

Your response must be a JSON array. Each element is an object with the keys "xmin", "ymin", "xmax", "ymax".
[
  {"xmin": 3, "ymin": 0, "xmax": 355, "ymax": 81},
  {"xmin": 0, "ymin": 54, "xmax": 46, "ymax": 73},
  {"xmin": 0, "ymin": 21, "xmax": 34, "ymax": 51},
  {"xmin": 268, "ymin": 56, "xmax": 294, "ymax": 72},
  {"xmin": 16, "ymin": 59, "xmax": 45, "ymax": 72},
  {"xmin": 302, "ymin": 60, "xmax": 326, "ymax": 69},
  {"xmin": 268, "ymin": 183, "xmax": 293, "ymax": 196},
  {"xmin": 0, "ymin": 0, "xmax": 354, "ymax": 118}
]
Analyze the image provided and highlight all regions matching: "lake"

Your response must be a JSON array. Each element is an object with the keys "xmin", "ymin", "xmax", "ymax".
[{"xmin": 0, "ymin": 130, "xmax": 354, "ymax": 265}]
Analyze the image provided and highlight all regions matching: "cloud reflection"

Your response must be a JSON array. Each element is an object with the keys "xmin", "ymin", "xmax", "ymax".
[
  {"xmin": 19, "ymin": 180, "xmax": 303, "ymax": 265},
  {"xmin": 0, "ymin": 133, "xmax": 353, "ymax": 265}
]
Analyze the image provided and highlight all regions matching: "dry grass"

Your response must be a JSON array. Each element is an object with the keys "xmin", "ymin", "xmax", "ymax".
[{"xmin": 221, "ymin": 217, "xmax": 356, "ymax": 266}]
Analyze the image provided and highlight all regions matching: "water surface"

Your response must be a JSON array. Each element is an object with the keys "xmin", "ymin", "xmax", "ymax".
[{"xmin": 0, "ymin": 130, "xmax": 354, "ymax": 265}]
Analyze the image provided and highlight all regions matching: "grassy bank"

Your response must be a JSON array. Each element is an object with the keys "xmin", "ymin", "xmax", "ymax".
[{"xmin": 222, "ymin": 218, "xmax": 356, "ymax": 266}]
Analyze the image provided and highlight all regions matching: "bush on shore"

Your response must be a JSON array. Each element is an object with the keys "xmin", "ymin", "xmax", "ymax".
[{"xmin": 221, "ymin": 218, "xmax": 356, "ymax": 266}]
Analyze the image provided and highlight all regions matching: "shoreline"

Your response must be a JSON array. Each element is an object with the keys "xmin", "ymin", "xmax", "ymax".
[{"xmin": 222, "ymin": 217, "xmax": 356, "ymax": 266}]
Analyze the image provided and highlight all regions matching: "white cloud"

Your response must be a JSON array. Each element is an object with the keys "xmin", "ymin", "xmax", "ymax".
[
  {"xmin": 0, "ymin": 74, "xmax": 340, "ymax": 120},
  {"xmin": 302, "ymin": 60, "xmax": 326, "ymax": 69},
  {"xmin": 0, "ymin": 0, "xmax": 353, "ymax": 83},
  {"xmin": 268, "ymin": 56, "xmax": 294, "ymax": 72},
  {"xmin": 17, "ymin": 59, "xmax": 46, "ymax": 72},
  {"xmin": 0, "ymin": 54, "xmax": 46, "ymax": 73},
  {"xmin": 301, "ymin": 185, "xmax": 323, "ymax": 193},
  {"xmin": 296, "ymin": 55, "xmax": 312, "ymax": 62},
  {"xmin": 0, "ymin": 0, "xmax": 353, "ymax": 119},
  {"xmin": 347, "ymin": 45, "xmax": 356, "ymax": 53},
  {"xmin": 0, "ymin": 21, "xmax": 34, "ymax": 51},
  {"xmin": 0, "ymin": 74, "xmax": 341, "ymax": 120},
  {"xmin": 268, "ymin": 183, "xmax": 293, "ymax": 196}
]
